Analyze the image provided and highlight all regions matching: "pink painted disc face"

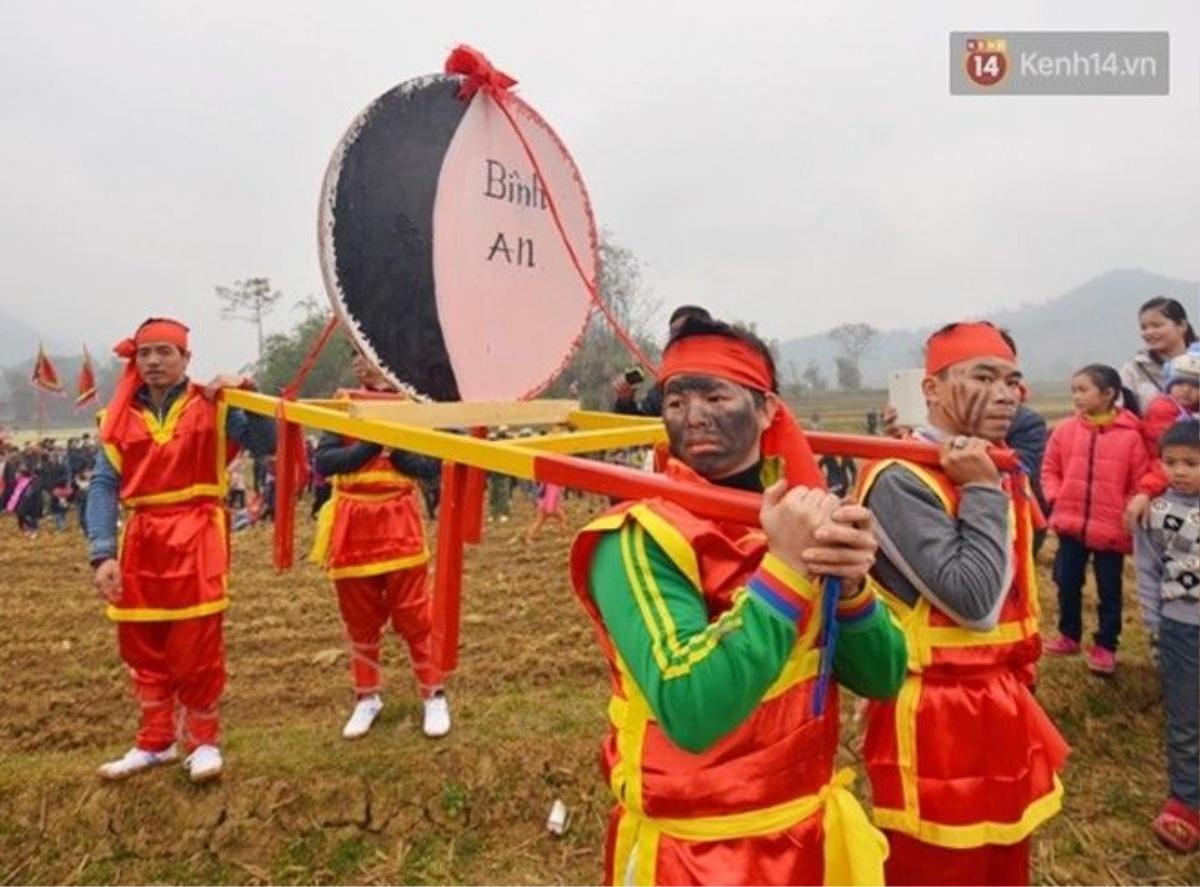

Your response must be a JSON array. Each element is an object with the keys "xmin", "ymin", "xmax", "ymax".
[{"xmin": 431, "ymin": 92, "xmax": 596, "ymax": 400}]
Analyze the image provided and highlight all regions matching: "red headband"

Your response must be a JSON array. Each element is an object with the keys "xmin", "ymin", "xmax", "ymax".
[
  {"xmin": 925, "ymin": 322, "xmax": 1015, "ymax": 376},
  {"xmin": 658, "ymin": 334, "xmax": 823, "ymax": 490},
  {"xmin": 113, "ymin": 318, "xmax": 190, "ymax": 359},
  {"xmin": 660, "ymin": 335, "xmax": 773, "ymax": 392},
  {"xmin": 101, "ymin": 317, "xmax": 190, "ymax": 444}
]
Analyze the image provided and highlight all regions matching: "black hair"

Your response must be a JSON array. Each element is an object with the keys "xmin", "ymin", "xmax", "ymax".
[
  {"xmin": 1160, "ymin": 419, "xmax": 1200, "ymax": 453},
  {"xmin": 667, "ymin": 315, "xmax": 778, "ymax": 402},
  {"xmin": 1074, "ymin": 363, "xmax": 1139, "ymax": 413},
  {"xmin": 1140, "ymin": 296, "xmax": 1198, "ymax": 351},
  {"xmin": 669, "ymin": 304, "xmax": 712, "ymax": 326}
]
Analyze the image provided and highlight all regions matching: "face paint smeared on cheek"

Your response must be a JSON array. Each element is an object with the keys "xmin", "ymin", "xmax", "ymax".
[{"xmin": 663, "ymin": 376, "xmax": 764, "ymax": 479}]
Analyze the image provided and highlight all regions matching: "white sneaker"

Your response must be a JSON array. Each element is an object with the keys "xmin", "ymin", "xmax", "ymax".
[
  {"xmin": 97, "ymin": 745, "xmax": 178, "ymax": 781},
  {"xmin": 422, "ymin": 691, "xmax": 451, "ymax": 738},
  {"xmin": 342, "ymin": 694, "xmax": 384, "ymax": 740},
  {"xmin": 184, "ymin": 744, "xmax": 223, "ymax": 783}
]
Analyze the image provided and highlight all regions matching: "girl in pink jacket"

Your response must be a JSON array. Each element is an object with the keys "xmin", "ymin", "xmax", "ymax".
[{"xmin": 1042, "ymin": 364, "xmax": 1150, "ymax": 674}]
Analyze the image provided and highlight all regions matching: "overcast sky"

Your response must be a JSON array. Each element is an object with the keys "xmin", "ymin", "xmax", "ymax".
[{"xmin": 1, "ymin": 1, "xmax": 1196, "ymax": 377}]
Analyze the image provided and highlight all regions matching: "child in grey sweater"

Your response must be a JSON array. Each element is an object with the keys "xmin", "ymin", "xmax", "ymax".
[{"xmin": 1135, "ymin": 419, "xmax": 1200, "ymax": 854}]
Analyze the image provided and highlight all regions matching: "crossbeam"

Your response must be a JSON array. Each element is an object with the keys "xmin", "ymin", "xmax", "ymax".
[
  {"xmin": 348, "ymin": 398, "xmax": 580, "ymax": 428},
  {"xmin": 223, "ymin": 389, "xmax": 759, "ymax": 524},
  {"xmin": 225, "ymin": 389, "xmax": 1017, "ymax": 528}
]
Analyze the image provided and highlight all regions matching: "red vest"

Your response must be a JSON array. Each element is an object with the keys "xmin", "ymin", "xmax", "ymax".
[
  {"xmin": 310, "ymin": 443, "xmax": 427, "ymax": 579},
  {"xmin": 102, "ymin": 384, "xmax": 235, "ymax": 622},
  {"xmin": 858, "ymin": 458, "xmax": 1070, "ymax": 848},
  {"xmin": 570, "ymin": 458, "xmax": 838, "ymax": 824}
]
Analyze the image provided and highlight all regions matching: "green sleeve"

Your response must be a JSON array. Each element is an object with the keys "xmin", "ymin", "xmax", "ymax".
[
  {"xmin": 832, "ymin": 601, "xmax": 908, "ymax": 699},
  {"xmin": 589, "ymin": 523, "xmax": 802, "ymax": 753}
]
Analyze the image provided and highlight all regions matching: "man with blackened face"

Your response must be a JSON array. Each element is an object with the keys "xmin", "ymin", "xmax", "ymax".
[
  {"xmin": 857, "ymin": 321, "xmax": 1070, "ymax": 885},
  {"xmin": 569, "ymin": 317, "xmax": 906, "ymax": 886}
]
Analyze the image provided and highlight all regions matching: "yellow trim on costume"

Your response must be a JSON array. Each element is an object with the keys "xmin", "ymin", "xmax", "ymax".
[
  {"xmin": 759, "ymin": 552, "xmax": 819, "ymax": 602},
  {"xmin": 608, "ymin": 768, "xmax": 887, "ymax": 886},
  {"xmin": 610, "ymin": 809, "xmax": 648, "ymax": 885},
  {"xmin": 1020, "ymin": 494, "xmax": 1041, "ymax": 619},
  {"xmin": 859, "ymin": 458, "xmax": 1037, "ymax": 663},
  {"xmin": 873, "ymin": 776, "xmax": 1064, "ymax": 849},
  {"xmin": 836, "ymin": 580, "xmax": 875, "ymax": 615},
  {"xmin": 326, "ymin": 549, "xmax": 430, "ymax": 580},
  {"xmin": 309, "ymin": 497, "xmax": 336, "ymax": 567},
  {"xmin": 140, "ymin": 392, "xmax": 191, "ymax": 445},
  {"xmin": 610, "ymin": 657, "xmax": 651, "ymax": 815},
  {"xmin": 761, "ymin": 562, "xmax": 825, "ymax": 701},
  {"xmin": 582, "ymin": 511, "xmax": 628, "ymax": 534},
  {"xmin": 122, "ymin": 483, "xmax": 223, "ymax": 507},
  {"xmin": 893, "ymin": 674, "xmax": 922, "ymax": 832},
  {"xmin": 761, "ymin": 646, "xmax": 821, "ymax": 701},
  {"xmin": 309, "ymin": 477, "xmax": 428, "ymax": 577},
  {"xmin": 618, "ymin": 523, "xmax": 749, "ymax": 680},
  {"xmin": 106, "ymin": 597, "xmax": 229, "ymax": 622},
  {"xmin": 215, "ymin": 397, "xmax": 230, "ymax": 497},
  {"xmin": 333, "ymin": 470, "xmax": 416, "ymax": 490},
  {"xmin": 631, "ymin": 823, "xmax": 660, "ymax": 886},
  {"xmin": 922, "ymin": 616, "xmax": 1040, "ymax": 647},
  {"xmin": 627, "ymin": 503, "xmax": 701, "ymax": 588},
  {"xmin": 96, "ymin": 410, "xmax": 124, "ymax": 473}
]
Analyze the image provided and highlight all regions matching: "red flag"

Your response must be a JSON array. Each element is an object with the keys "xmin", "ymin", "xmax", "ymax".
[
  {"xmin": 31, "ymin": 343, "xmax": 63, "ymax": 394},
  {"xmin": 76, "ymin": 345, "xmax": 97, "ymax": 407}
]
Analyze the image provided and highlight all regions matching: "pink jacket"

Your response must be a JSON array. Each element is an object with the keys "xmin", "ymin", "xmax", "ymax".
[
  {"xmin": 1041, "ymin": 410, "xmax": 1149, "ymax": 553},
  {"xmin": 1137, "ymin": 395, "xmax": 1196, "ymax": 497}
]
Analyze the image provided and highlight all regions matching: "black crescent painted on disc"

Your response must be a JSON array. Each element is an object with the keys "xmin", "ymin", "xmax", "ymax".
[{"xmin": 319, "ymin": 75, "xmax": 468, "ymax": 401}]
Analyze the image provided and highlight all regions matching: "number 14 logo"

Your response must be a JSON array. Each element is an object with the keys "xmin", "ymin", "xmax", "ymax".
[{"xmin": 965, "ymin": 37, "xmax": 1008, "ymax": 87}]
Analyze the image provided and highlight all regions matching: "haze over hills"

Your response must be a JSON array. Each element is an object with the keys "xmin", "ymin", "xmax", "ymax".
[
  {"xmin": 0, "ymin": 312, "xmax": 74, "ymax": 369},
  {"xmin": 776, "ymin": 269, "xmax": 1199, "ymax": 389},
  {"xmin": 1, "ymin": 268, "xmax": 1196, "ymax": 400}
]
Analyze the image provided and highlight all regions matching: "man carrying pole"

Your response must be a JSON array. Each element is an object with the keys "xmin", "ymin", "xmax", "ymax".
[
  {"xmin": 570, "ymin": 316, "xmax": 907, "ymax": 885},
  {"xmin": 87, "ymin": 318, "xmax": 276, "ymax": 782},
  {"xmin": 858, "ymin": 321, "xmax": 1069, "ymax": 885},
  {"xmin": 309, "ymin": 354, "xmax": 450, "ymax": 740}
]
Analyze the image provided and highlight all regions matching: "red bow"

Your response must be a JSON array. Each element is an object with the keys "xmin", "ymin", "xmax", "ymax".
[{"xmin": 444, "ymin": 44, "xmax": 517, "ymax": 100}]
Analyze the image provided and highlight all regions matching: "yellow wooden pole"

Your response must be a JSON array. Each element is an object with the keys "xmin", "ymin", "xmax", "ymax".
[{"xmin": 224, "ymin": 389, "xmax": 538, "ymax": 478}]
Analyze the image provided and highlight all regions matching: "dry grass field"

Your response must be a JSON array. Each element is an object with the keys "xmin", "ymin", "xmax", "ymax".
[{"xmin": 0, "ymin": 486, "xmax": 1196, "ymax": 885}]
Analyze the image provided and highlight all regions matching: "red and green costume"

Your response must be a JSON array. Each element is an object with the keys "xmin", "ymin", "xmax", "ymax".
[
  {"xmin": 573, "ymin": 458, "xmax": 903, "ymax": 885},
  {"xmin": 570, "ymin": 332, "xmax": 906, "ymax": 885}
]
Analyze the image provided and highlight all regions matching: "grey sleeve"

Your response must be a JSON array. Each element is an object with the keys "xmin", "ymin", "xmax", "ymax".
[
  {"xmin": 865, "ymin": 465, "xmax": 1012, "ymax": 631},
  {"xmin": 1133, "ymin": 528, "xmax": 1163, "ymax": 636}
]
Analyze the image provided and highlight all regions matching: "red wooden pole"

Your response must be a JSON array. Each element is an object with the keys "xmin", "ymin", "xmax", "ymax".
[
  {"xmin": 461, "ymin": 427, "xmax": 487, "ymax": 544},
  {"xmin": 432, "ymin": 461, "xmax": 468, "ymax": 672},
  {"xmin": 534, "ymin": 453, "xmax": 763, "ymax": 527},
  {"xmin": 532, "ymin": 433, "xmax": 1020, "ymax": 530},
  {"xmin": 807, "ymin": 432, "xmax": 1019, "ymax": 472}
]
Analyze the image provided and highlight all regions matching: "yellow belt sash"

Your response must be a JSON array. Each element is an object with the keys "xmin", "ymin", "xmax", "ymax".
[{"xmin": 613, "ymin": 767, "xmax": 887, "ymax": 886}]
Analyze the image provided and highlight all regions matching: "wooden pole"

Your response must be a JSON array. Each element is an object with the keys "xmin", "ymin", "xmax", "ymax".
[
  {"xmin": 432, "ymin": 461, "xmax": 468, "ymax": 672},
  {"xmin": 222, "ymin": 391, "xmax": 1021, "ymax": 532},
  {"xmin": 461, "ymin": 427, "xmax": 487, "ymax": 544}
]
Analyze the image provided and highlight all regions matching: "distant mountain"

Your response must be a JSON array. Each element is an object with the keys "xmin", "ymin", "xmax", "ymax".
[
  {"xmin": 777, "ymin": 269, "xmax": 1199, "ymax": 388},
  {"xmin": 0, "ymin": 312, "xmax": 74, "ymax": 371}
]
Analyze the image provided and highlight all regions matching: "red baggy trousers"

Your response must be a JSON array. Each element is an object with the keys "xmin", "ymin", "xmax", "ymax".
[
  {"xmin": 883, "ymin": 830, "xmax": 1031, "ymax": 886},
  {"xmin": 117, "ymin": 613, "xmax": 225, "ymax": 753},
  {"xmin": 334, "ymin": 564, "xmax": 442, "ymax": 698}
]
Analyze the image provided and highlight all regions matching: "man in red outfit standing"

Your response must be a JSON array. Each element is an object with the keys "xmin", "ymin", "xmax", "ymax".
[
  {"xmin": 310, "ymin": 354, "xmax": 450, "ymax": 740},
  {"xmin": 859, "ymin": 321, "xmax": 1070, "ymax": 884},
  {"xmin": 87, "ymin": 318, "xmax": 276, "ymax": 782}
]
